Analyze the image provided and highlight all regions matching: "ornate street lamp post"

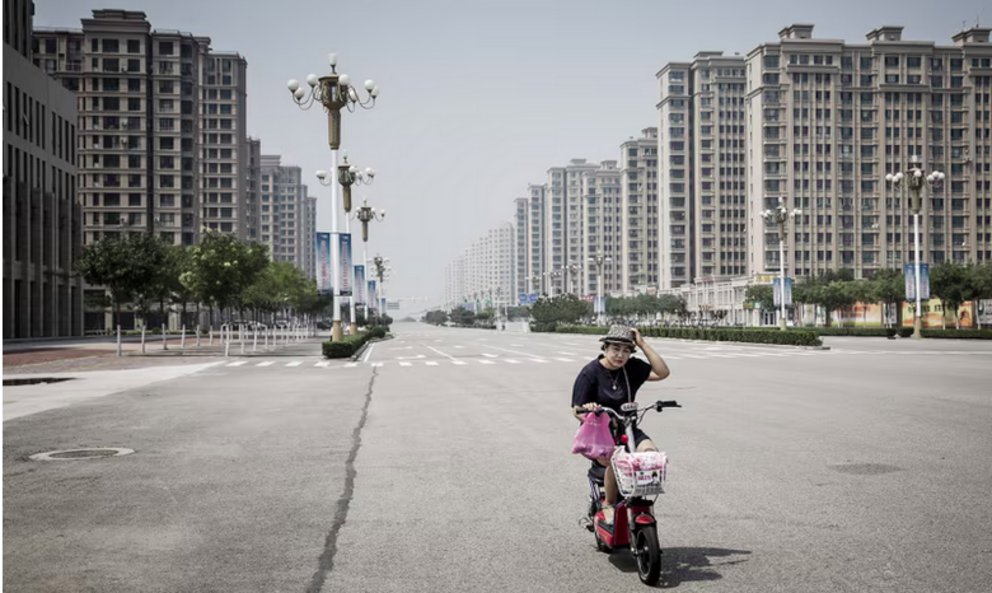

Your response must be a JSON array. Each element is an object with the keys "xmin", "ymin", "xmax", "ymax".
[
  {"xmin": 287, "ymin": 53, "xmax": 379, "ymax": 342},
  {"xmin": 354, "ymin": 197, "xmax": 386, "ymax": 326},
  {"xmin": 761, "ymin": 198, "xmax": 801, "ymax": 330},
  {"xmin": 588, "ymin": 253, "xmax": 613, "ymax": 325},
  {"xmin": 886, "ymin": 156, "xmax": 945, "ymax": 339}
]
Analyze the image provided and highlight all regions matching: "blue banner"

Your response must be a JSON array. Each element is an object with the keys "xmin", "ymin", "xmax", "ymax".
[
  {"xmin": 518, "ymin": 293, "xmax": 539, "ymax": 306},
  {"xmin": 316, "ymin": 232, "xmax": 332, "ymax": 294},
  {"xmin": 368, "ymin": 280, "xmax": 377, "ymax": 311},
  {"xmin": 355, "ymin": 265, "xmax": 366, "ymax": 305},
  {"xmin": 773, "ymin": 277, "xmax": 793, "ymax": 307},
  {"xmin": 905, "ymin": 263, "xmax": 930, "ymax": 301},
  {"xmin": 339, "ymin": 233, "xmax": 352, "ymax": 296}
]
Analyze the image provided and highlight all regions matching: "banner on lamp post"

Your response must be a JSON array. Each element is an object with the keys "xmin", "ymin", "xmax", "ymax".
[
  {"xmin": 773, "ymin": 277, "xmax": 793, "ymax": 307},
  {"xmin": 316, "ymin": 232, "xmax": 332, "ymax": 294},
  {"xmin": 338, "ymin": 233, "xmax": 353, "ymax": 296},
  {"xmin": 354, "ymin": 265, "xmax": 366, "ymax": 305},
  {"xmin": 368, "ymin": 280, "xmax": 377, "ymax": 312},
  {"xmin": 904, "ymin": 263, "xmax": 930, "ymax": 301}
]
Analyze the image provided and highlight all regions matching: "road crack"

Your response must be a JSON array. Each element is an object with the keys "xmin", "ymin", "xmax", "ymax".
[{"xmin": 307, "ymin": 367, "xmax": 378, "ymax": 593}]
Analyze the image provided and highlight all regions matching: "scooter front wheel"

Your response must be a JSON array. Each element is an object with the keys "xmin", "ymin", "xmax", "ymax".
[{"xmin": 634, "ymin": 525, "xmax": 661, "ymax": 585}]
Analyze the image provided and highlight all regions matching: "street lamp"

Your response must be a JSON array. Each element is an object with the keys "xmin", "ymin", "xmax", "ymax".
[
  {"xmin": 761, "ymin": 197, "xmax": 801, "ymax": 330},
  {"xmin": 588, "ymin": 253, "xmax": 613, "ymax": 325},
  {"xmin": 352, "ymin": 197, "xmax": 386, "ymax": 328},
  {"xmin": 337, "ymin": 152, "xmax": 375, "ymax": 215},
  {"xmin": 287, "ymin": 53, "xmax": 379, "ymax": 342},
  {"xmin": 566, "ymin": 262, "xmax": 581, "ymax": 295},
  {"xmin": 886, "ymin": 157, "xmax": 945, "ymax": 339},
  {"xmin": 545, "ymin": 269, "xmax": 562, "ymax": 298},
  {"xmin": 372, "ymin": 255, "xmax": 391, "ymax": 318}
]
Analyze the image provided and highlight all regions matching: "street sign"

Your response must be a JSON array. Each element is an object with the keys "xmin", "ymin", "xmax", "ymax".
[
  {"xmin": 518, "ymin": 293, "xmax": 538, "ymax": 306},
  {"xmin": 904, "ymin": 263, "xmax": 930, "ymax": 301}
]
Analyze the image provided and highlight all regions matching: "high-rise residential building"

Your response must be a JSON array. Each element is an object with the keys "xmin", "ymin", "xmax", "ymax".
[
  {"xmin": 526, "ymin": 183, "xmax": 546, "ymax": 295},
  {"xmin": 657, "ymin": 62, "xmax": 693, "ymax": 289},
  {"xmin": 747, "ymin": 24, "xmax": 992, "ymax": 279},
  {"xmin": 3, "ymin": 0, "xmax": 83, "ymax": 338},
  {"xmin": 304, "ymin": 195, "xmax": 317, "ymax": 279},
  {"xmin": 545, "ymin": 159, "xmax": 599, "ymax": 295},
  {"xmin": 443, "ymin": 223, "xmax": 515, "ymax": 309},
  {"xmin": 581, "ymin": 160, "xmax": 623, "ymax": 296},
  {"xmin": 514, "ymin": 197, "xmax": 528, "ymax": 300},
  {"xmin": 34, "ymin": 10, "xmax": 249, "ymax": 247},
  {"xmin": 657, "ymin": 53, "xmax": 747, "ymax": 290},
  {"xmin": 259, "ymin": 155, "xmax": 308, "ymax": 272},
  {"xmin": 620, "ymin": 128, "xmax": 659, "ymax": 294},
  {"xmin": 246, "ymin": 137, "xmax": 261, "ymax": 241}
]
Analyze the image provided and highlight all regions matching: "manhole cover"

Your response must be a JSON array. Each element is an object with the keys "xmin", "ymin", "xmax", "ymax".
[
  {"xmin": 29, "ymin": 448, "xmax": 135, "ymax": 461},
  {"xmin": 3, "ymin": 377, "xmax": 75, "ymax": 387},
  {"xmin": 828, "ymin": 463, "xmax": 901, "ymax": 475}
]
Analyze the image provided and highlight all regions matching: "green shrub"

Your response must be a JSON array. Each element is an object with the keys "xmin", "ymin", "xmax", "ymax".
[
  {"xmin": 920, "ymin": 329, "xmax": 992, "ymax": 339},
  {"xmin": 530, "ymin": 322, "xmax": 559, "ymax": 333},
  {"xmin": 897, "ymin": 328, "xmax": 915, "ymax": 338},
  {"xmin": 322, "ymin": 332, "xmax": 371, "ymax": 358},
  {"xmin": 367, "ymin": 326, "xmax": 388, "ymax": 339},
  {"xmin": 553, "ymin": 325, "xmax": 821, "ymax": 347}
]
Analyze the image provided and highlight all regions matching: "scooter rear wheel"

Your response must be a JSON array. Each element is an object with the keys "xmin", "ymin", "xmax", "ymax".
[{"xmin": 634, "ymin": 525, "xmax": 661, "ymax": 585}]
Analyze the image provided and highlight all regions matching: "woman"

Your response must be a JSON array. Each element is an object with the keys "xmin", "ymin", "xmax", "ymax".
[{"xmin": 571, "ymin": 326, "xmax": 671, "ymax": 528}]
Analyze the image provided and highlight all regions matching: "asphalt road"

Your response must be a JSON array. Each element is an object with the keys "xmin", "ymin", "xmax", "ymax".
[{"xmin": 4, "ymin": 322, "xmax": 991, "ymax": 592}]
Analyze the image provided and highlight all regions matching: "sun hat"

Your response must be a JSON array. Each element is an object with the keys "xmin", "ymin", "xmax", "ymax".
[{"xmin": 599, "ymin": 325, "xmax": 637, "ymax": 351}]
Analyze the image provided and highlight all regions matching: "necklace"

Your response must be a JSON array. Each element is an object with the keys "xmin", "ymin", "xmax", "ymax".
[{"xmin": 606, "ymin": 367, "xmax": 620, "ymax": 391}]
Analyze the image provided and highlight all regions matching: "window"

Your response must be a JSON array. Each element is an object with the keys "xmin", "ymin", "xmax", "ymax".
[
  {"xmin": 764, "ymin": 55, "xmax": 779, "ymax": 69},
  {"xmin": 127, "ymin": 39, "xmax": 140, "ymax": 53},
  {"xmin": 159, "ymin": 41, "xmax": 174, "ymax": 55},
  {"xmin": 885, "ymin": 56, "xmax": 899, "ymax": 68}
]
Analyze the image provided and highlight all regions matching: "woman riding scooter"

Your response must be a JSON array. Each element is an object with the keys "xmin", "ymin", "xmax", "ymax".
[{"xmin": 571, "ymin": 326, "xmax": 671, "ymax": 528}]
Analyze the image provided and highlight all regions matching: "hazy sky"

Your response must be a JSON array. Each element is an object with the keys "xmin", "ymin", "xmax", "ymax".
[{"xmin": 35, "ymin": 0, "xmax": 989, "ymax": 314}]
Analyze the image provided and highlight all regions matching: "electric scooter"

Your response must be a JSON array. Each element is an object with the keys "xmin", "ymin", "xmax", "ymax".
[{"xmin": 578, "ymin": 399, "xmax": 681, "ymax": 586}]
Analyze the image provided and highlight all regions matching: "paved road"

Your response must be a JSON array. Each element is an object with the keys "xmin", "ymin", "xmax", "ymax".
[{"xmin": 4, "ymin": 322, "xmax": 991, "ymax": 592}]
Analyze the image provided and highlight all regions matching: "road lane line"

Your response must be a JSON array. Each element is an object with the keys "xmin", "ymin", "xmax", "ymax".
[
  {"xmin": 481, "ymin": 353, "xmax": 498, "ymax": 358},
  {"xmin": 344, "ymin": 362, "xmax": 359, "ymax": 368},
  {"xmin": 227, "ymin": 361, "xmax": 248, "ymax": 367},
  {"xmin": 256, "ymin": 361, "xmax": 275, "ymax": 367},
  {"xmin": 451, "ymin": 360, "xmax": 467, "ymax": 365},
  {"xmin": 400, "ymin": 362, "xmax": 412, "ymax": 367},
  {"xmin": 372, "ymin": 362, "xmax": 383, "ymax": 367},
  {"xmin": 315, "ymin": 361, "xmax": 330, "ymax": 367},
  {"xmin": 554, "ymin": 357, "xmax": 574, "ymax": 362},
  {"xmin": 286, "ymin": 361, "xmax": 302, "ymax": 367},
  {"xmin": 426, "ymin": 345, "xmax": 457, "ymax": 360},
  {"xmin": 478, "ymin": 360, "xmax": 495, "ymax": 365},
  {"xmin": 362, "ymin": 343, "xmax": 376, "ymax": 363},
  {"xmin": 425, "ymin": 361, "xmax": 439, "ymax": 366},
  {"xmin": 504, "ymin": 359, "xmax": 521, "ymax": 364}
]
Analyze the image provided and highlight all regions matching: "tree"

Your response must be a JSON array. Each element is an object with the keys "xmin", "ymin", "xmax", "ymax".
[
  {"xmin": 931, "ymin": 263, "xmax": 975, "ymax": 329},
  {"xmin": 180, "ymin": 232, "xmax": 269, "ymax": 325},
  {"xmin": 530, "ymin": 293, "xmax": 591, "ymax": 328},
  {"xmin": 819, "ymin": 280, "xmax": 858, "ymax": 327},
  {"xmin": 745, "ymin": 285, "xmax": 776, "ymax": 314},
  {"xmin": 869, "ymin": 268, "xmax": 905, "ymax": 328},
  {"xmin": 847, "ymin": 280, "xmax": 874, "ymax": 325},
  {"xmin": 73, "ymin": 234, "xmax": 170, "ymax": 329}
]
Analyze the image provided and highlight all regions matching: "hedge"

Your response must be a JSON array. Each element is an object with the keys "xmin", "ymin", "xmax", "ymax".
[
  {"xmin": 322, "ymin": 332, "xmax": 372, "ymax": 358},
  {"xmin": 550, "ymin": 325, "xmax": 822, "ymax": 347},
  {"xmin": 920, "ymin": 329, "xmax": 992, "ymax": 339}
]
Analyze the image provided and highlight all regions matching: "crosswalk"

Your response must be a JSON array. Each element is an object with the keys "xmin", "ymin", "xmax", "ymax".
[{"xmin": 213, "ymin": 346, "xmax": 992, "ymax": 372}]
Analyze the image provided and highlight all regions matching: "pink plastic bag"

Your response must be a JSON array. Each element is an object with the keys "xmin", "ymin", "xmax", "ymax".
[{"xmin": 571, "ymin": 412, "xmax": 615, "ymax": 460}]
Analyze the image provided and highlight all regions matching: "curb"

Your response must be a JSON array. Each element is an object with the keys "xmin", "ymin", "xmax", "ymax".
[{"xmin": 349, "ymin": 335, "xmax": 394, "ymax": 362}]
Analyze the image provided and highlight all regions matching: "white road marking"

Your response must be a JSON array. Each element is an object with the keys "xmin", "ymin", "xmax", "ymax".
[
  {"xmin": 554, "ymin": 358, "xmax": 574, "ymax": 362},
  {"xmin": 504, "ymin": 359, "xmax": 521, "ymax": 364},
  {"xmin": 344, "ymin": 362, "xmax": 359, "ymax": 368},
  {"xmin": 362, "ymin": 343, "xmax": 376, "ymax": 363},
  {"xmin": 315, "ymin": 361, "xmax": 330, "ymax": 368},
  {"xmin": 227, "ymin": 361, "xmax": 248, "ymax": 367},
  {"xmin": 558, "ymin": 351, "xmax": 578, "ymax": 356},
  {"xmin": 482, "ymin": 353, "xmax": 498, "ymax": 358},
  {"xmin": 425, "ymin": 361, "xmax": 439, "ymax": 366},
  {"xmin": 372, "ymin": 362, "xmax": 383, "ymax": 367},
  {"xmin": 286, "ymin": 361, "xmax": 302, "ymax": 367},
  {"xmin": 399, "ymin": 362, "xmax": 412, "ymax": 367},
  {"xmin": 530, "ymin": 359, "xmax": 549, "ymax": 364},
  {"xmin": 426, "ymin": 345, "xmax": 457, "ymax": 361},
  {"xmin": 452, "ymin": 360, "xmax": 467, "ymax": 365},
  {"xmin": 256, "ymin": 361, "xmax": 275, "ymax": 367},
  {"xmin": 478, "ymin": 360, "xmax": 495, "ymax": 365}
]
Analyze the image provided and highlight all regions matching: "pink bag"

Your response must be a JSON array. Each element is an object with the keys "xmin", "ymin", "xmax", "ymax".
[{"xmin": 571, "ymin": 412, "xmax": 615, "ymax": 460}]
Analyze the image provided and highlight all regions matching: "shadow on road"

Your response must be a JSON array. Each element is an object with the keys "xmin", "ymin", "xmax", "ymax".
[{"xmin": 607, "ymin": 546, "xmax": 752, "ymax": 588}]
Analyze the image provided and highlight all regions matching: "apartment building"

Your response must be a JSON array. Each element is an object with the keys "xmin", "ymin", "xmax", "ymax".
[
  {"xmin": 304, "ymin": 195, "xmax": 317, "ymax": 279},
  {"xmin": 525, "ymin": 183, "xmax": 546, "ymax": 295},
  {"xmin": 657, "ymin": 62, "xmax": 693, "ymax": 289},
  {"xmin": 259, "ymin": 155, "xmax": 310, "ymax": 272},
  {"xmin": 514, "ymin": 197, "xmax": 528, "ymax": 299},
  {"xmin": 3, "ymin": 0, "xmax": 83, "ymax": 338},
  {"xmin": 34, "ymin": 10, "xmax": 249, "ymax": 246},
  {"xmin": 246, "ymin": 137, "xmax": 261, "ymax": 241},
  {"xmin": 545, "ymin": 159, "xmax": 599, "ymax": 295},
  {"xmin": 444, "ymin": 222, "xmax": 515, "ymax": 309},
  {"xmin": 747, "ymin": 24, "xmax": 992, "ymax": 279},
  {"xmin": 581, "ymin": 160, "xmax": 623, "ymax": 296},
  {"xmin": 620, "ymin": 128, "xmax": 659, "ymax": 294}
]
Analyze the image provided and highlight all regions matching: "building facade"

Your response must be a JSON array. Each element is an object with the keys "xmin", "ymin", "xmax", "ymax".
[
  {"xmin": 545, "ymin": 159, "xmax": 599, "ymax": 295},
  {"xmin": 34, "ymin": 10, "xmax": 249, "ymax": 247},
  {"xmin": 443, "ymin": 222, "xmax": 515, "ymax": 310},
  {"xmin": 259, "ymin": 155, "xmax": 309, "ymax": 273},
  {"xmin": 581, "ymin": 160, "xmax": 623, "ymax": 296},
  {"xmin": 3, "ymin": 0, "xmax": 83, "ymax": 338},
  {"xmin": 747, "ymin": 24, "xmax": 992, "ymax": 280},
  {"xmin": 620, "ymin": 128, "xmax": 659, "ymax": 294}
]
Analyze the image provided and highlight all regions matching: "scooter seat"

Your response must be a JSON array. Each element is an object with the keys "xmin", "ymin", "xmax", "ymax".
[{"xmin": 588, "ymin": 460, "xmax": 606, "ymax": 486}]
